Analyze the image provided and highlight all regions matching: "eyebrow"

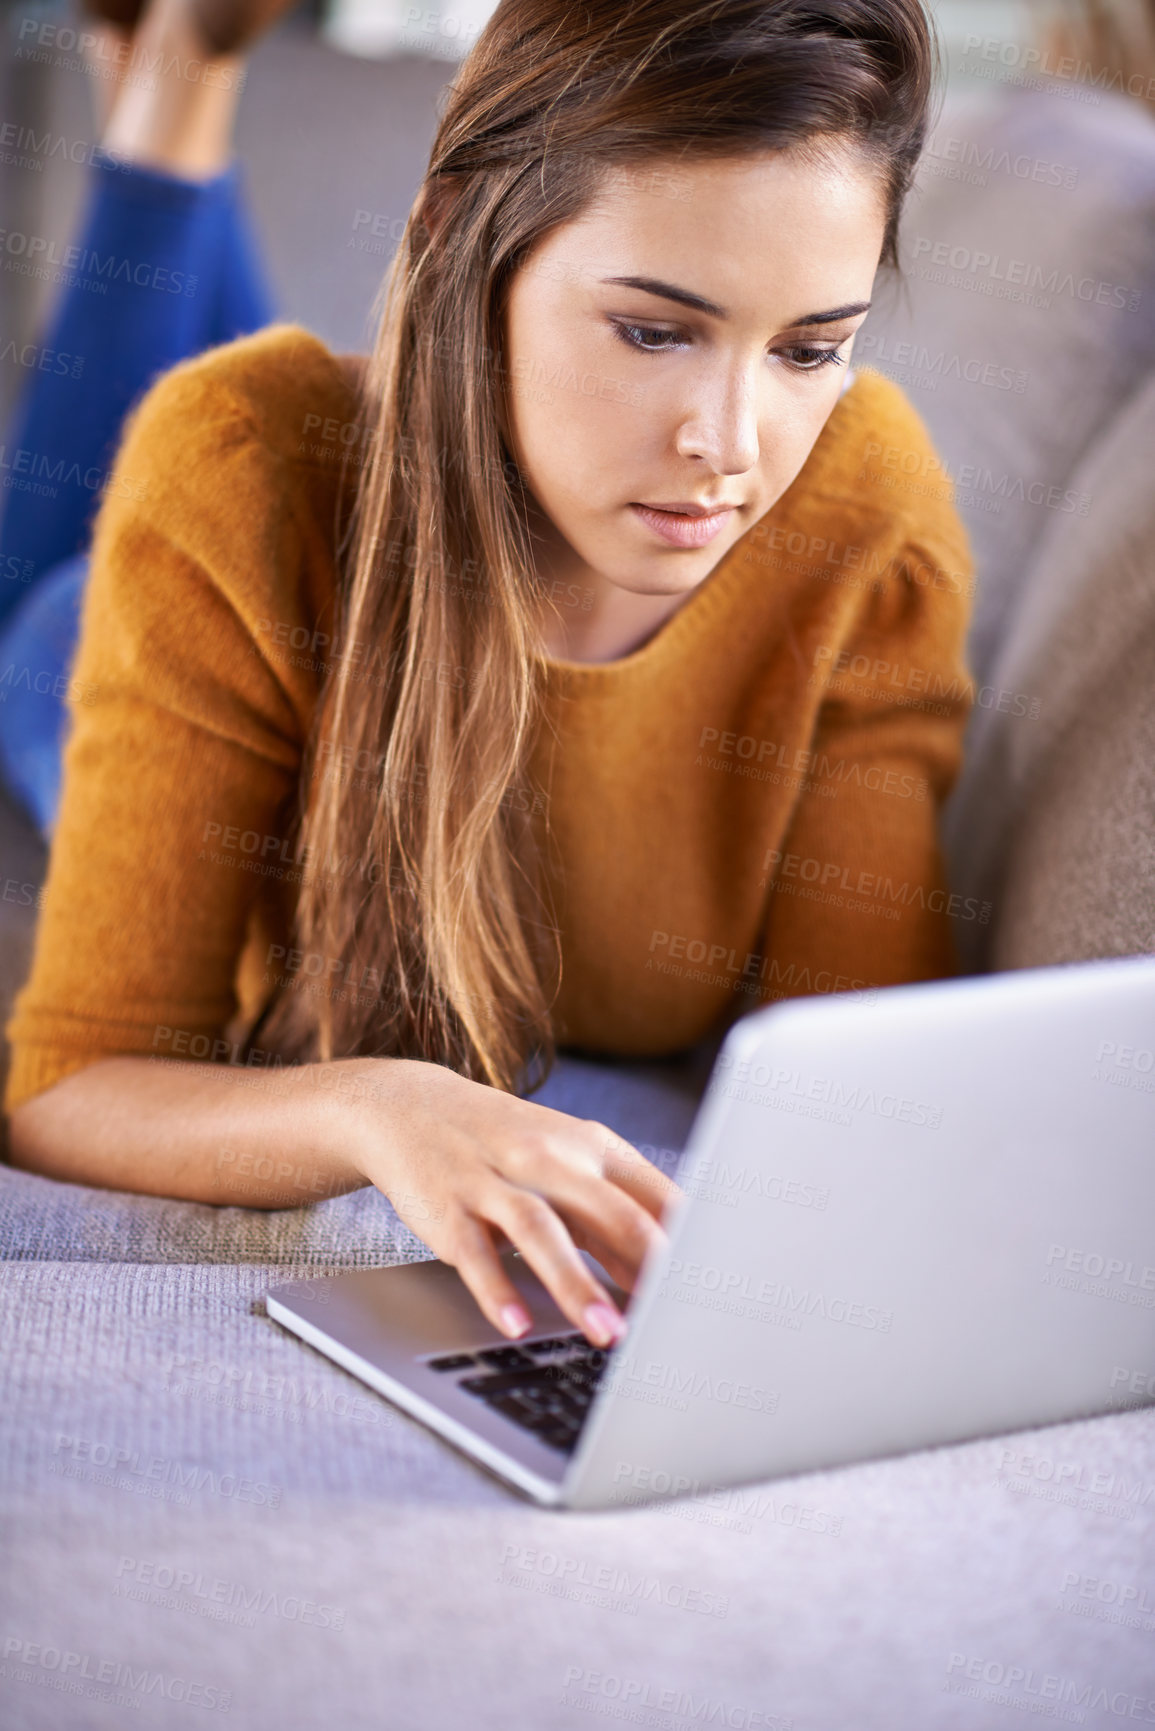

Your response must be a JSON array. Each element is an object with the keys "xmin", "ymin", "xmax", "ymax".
[{"xmin": 600, "ymin": 274, "xmax": 871, "ymax": 327}]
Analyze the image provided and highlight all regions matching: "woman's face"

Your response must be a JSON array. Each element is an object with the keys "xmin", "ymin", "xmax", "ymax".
[{"xmin": 500, "ymin": 144, "xmax": 888, "ymax": 659}]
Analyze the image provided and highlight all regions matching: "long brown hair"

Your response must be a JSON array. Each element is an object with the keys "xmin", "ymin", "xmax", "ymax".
[{"xmin": 261, "ymin": 0, "xmax": 939, "ymax": 1092}]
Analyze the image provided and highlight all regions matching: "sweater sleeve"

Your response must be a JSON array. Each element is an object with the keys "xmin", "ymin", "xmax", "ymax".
[
  {"xmin": 758, "ymin": 521, "xmax": 978, "ymax": 1000},
  {"xmin": 3, "ymin": 356, "xmax": 318, "ymax": 1115}
]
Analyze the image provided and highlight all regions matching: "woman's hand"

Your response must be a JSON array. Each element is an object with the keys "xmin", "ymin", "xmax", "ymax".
[
  {"xmin": 8, "ymin": 1050, "xmax": 682, "ymax": 1350},
  {"xmin": 350, "ymin": 1058, "xmax": 684, "ymax": 1348}
]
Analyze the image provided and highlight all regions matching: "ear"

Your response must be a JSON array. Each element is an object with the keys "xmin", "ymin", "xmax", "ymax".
[{"xmin": 417, "ymin": 174, "xmax": 464, "ymax": 243}]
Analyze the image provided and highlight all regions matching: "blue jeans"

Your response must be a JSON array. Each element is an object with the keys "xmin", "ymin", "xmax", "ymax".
[{"xmin": 0, "ymin": 146, "xmax": 276, "ymax": 835}]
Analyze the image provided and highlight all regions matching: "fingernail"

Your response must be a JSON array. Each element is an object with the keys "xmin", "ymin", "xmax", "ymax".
[
  {"xmin": 499, "ymin": 1302, "xmax": 531, "ymax": 1338},
  {"xmin": 583, "ymin": 1302, "xmax": 625, "ymax": 1347}
]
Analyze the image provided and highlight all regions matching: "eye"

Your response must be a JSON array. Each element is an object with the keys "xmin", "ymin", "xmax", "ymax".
[
  {"xmin": 779, "ymin": 345, "xmax": 846, "ymax": 373},
  {"xmin": 611, "ymin": 321, "xmax": 687, "ymax": 354}
]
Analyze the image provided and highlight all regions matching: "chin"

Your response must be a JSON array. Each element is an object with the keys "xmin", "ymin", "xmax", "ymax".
[
  {"xmin": 601, "ymin": 561, "xmax": 713, "ymax": 600},
  {"xmin": 593, "ymin": 530, "xmax": 743, "ymax": 595}
]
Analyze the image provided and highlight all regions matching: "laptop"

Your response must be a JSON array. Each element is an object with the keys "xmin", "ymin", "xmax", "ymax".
[{"xmin": 266, "ymin": 953, "xmax": 1155, "ymax": 1510}]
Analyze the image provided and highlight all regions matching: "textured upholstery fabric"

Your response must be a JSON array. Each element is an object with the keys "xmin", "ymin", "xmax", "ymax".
[
  {"xmin": 944, "ymin": 369, "xmax": 1155, "ymax": 971},
  {"xmin": 3, "ymin": 1052, "xmax": 1154, "ymax": 1730},
  {"xmin": 863, "ymin": 83, "xmax": 1155, "ymax": 688}
]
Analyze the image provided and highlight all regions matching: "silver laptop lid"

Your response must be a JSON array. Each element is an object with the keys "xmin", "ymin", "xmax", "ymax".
[{"xmin": 564, "ymin": 955, "xmax": 1155, "ymax": 1509}]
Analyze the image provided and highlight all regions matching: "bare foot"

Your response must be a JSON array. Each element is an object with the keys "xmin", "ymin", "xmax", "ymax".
[
  {"xmin": 98, "ymin": 0, "xmax": 249, "ymax": 181},
  {"xmin": 88, "ymin": 0, "xmax": 299, "ymax": 179},
  {"xmin": 80, "ymin": 21, "xmax": 133, "ymax": 136}
]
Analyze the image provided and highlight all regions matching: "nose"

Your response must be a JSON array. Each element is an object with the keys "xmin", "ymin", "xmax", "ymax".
[{"xmin": 673, "ymin": 358, "xmax": 761, "ymax": 475}]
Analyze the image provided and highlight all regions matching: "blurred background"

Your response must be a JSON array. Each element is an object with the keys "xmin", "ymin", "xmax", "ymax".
[{"xmin": 0, "ymin": 0, "xmax": 1088, "ymax": 397}]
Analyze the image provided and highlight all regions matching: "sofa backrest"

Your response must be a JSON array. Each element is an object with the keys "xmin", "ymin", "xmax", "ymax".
[
  {"xmin": 943, "ymin": 365, "xmax": 1155, "ymax": 970},
  {"xmin": 862, "ymin": 79, "xmax": 1155, "ymax": 687}
]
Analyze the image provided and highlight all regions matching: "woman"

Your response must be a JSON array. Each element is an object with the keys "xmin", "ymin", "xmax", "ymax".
[{"xmin": 4, "ymin": 0, "xmax": 975, "ymax": 1354}]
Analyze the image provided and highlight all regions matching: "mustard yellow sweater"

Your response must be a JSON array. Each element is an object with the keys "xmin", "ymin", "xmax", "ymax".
[{"xmin": 4, "ymin": 322, "xmax": 976, "ymax": 1113}]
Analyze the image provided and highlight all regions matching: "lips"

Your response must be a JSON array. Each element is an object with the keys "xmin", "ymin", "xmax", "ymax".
[{"xmin": 630, "ymin": 501, "xmax": 736, "ymax": 549}]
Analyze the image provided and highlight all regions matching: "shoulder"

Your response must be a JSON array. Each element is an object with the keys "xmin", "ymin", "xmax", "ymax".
[
  {"xmin": 118, "ymin": 320, "xmax": 365, "ymax": 480},
  {"xmin": 84, "ymin": 325, "xmax": 369, "ymax": 730},
  {"xmin": 96, "ymin": 321, "xmax": 368, "ymax": 603},
  {"xmin": 803, "ymin": 366, "xmax": 971, "ymax": 576},
  {"xmin": 738, "ymin": 366, "xmax": 975, "ymax": 679}
]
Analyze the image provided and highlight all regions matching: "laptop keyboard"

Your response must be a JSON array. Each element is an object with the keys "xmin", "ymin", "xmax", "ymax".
[{"xmin": 424, "ymin": 1332, "xmax": 611, "ymax": 1453}]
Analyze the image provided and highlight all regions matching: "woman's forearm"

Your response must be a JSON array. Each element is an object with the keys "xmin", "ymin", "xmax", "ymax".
[
  {"xmin": 5, "ymin": 1053, "xmax": 379, "ymax": 1207},
  {"xmin": 5, "ymin": 1048, "xmax": 684, "ymax": 1345}
]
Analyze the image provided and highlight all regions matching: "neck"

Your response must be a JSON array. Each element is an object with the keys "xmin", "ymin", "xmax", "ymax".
[
  {"xmin": 540, "ymin": 581, "xmax": 692, "ymax": 663},
  {"xmin": 527, "ymin": 497, "xmax": 698, "ymax": 664}
]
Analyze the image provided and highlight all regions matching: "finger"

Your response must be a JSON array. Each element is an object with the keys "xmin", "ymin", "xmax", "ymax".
[
  {"xmin": 524, "ymin": 1158, "xmax": 667, "ymax": 1292},
  {"xmin": 480, "ymin": 1184, "xmax": 627, "ymax": 1347},
  {"xmin": 583, "ymin": 1123, "xmax": 685, "ymax": 1221},
  {"xmin": 493, "ymin": 1126, "xmax": 663, "ymax": 1285},
  {"xmin": 563, "ymin": 1214, "xmax": 667, "ymax": 1297},
  {"xmin": 442, "ymin": 1213, "xmax": 537, "ymax": 1340}
]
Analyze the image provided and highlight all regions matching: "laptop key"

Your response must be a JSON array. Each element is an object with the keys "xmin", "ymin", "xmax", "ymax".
[
  {"xmin": 459, "ymin": 1369, "xmax": 549, "ymax": 1396},
  {"xmin": 455, "ymin": 1368, "xmax": 588, "ymax": 1445},
  {"xmin": 487, "ymin": 1392, "xmax": 542, "ymax": 1423},
  {"xmin": 476, "ymin": 1346, "xmax": 536, "ymax": 1371},
  {"xmin": 427, "ymin": 1353, "xmax": 476, "ymax": 1372}
]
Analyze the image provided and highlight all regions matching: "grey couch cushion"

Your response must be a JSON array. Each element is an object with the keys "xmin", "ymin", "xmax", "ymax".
[
  {"xmin": 943, "ymin": 366, "xmax": 1155, "ymax": 970},
  {"xmin": 6, "ymin": 1242, "xmax": 1155, "ymax": 1728},
  {"xmin": 863, "ymin": 81, "xmax": 1155, "ymax": 686}
]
